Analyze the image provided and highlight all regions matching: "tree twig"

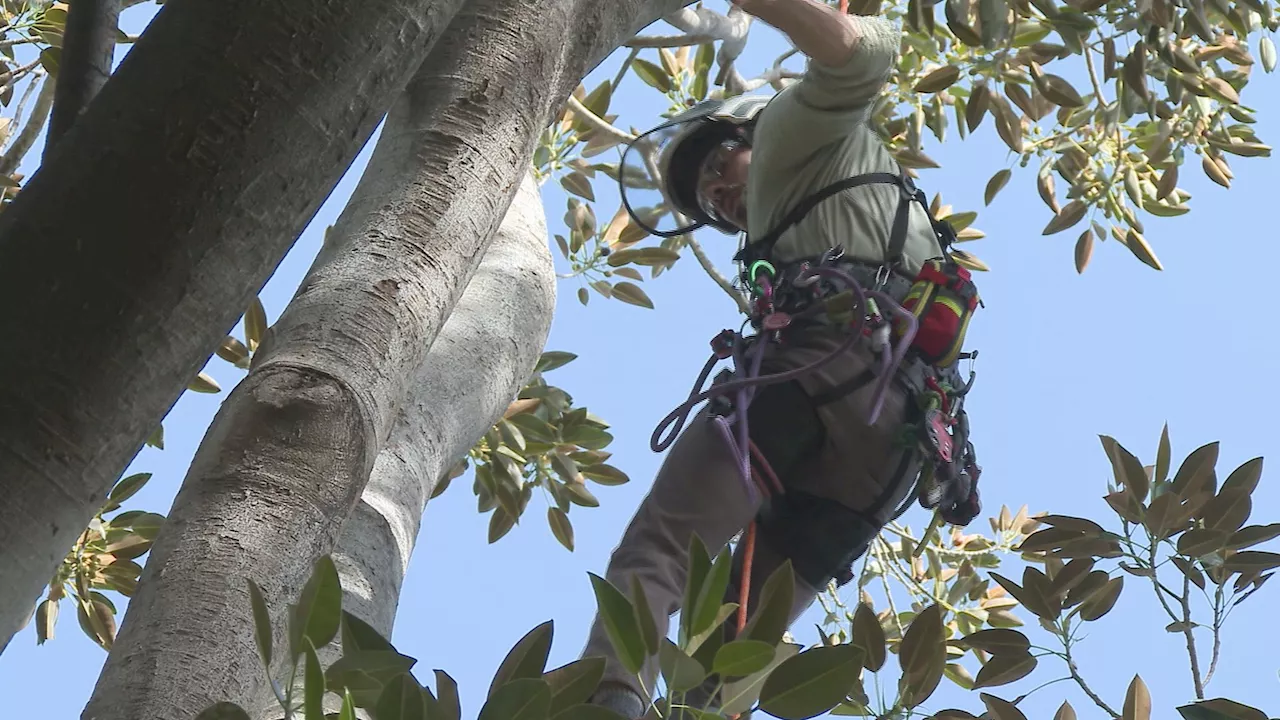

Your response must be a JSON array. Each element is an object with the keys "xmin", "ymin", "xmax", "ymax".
[
  {"xmin": 1063, "ymin": 641, "xmax": 1121, "ymax": 718},
  {"xmin": 0, "ymin": 73, "xmax": 53, "ymax": 176},
  {"xmin": 1203, "ymin": 584, "xmax": 1224, "ymax": 686},
  {"xmin": 625, "ymin": 33, "xmax": 715, "ymax": 48},
  {"xmin": 612, "ymin": 47, "xmax": 640, "ymax": 92},
  {"xmin": 1179, "ymin": 572, "xmax": 1206, "ymax": 698},
  {"xmin": 565, "ymin": 95, "xmax": 635, "ymax": 144},
  {"xmin": 686, "ymin": 235, "xmax": 748, "ymax": 314}
]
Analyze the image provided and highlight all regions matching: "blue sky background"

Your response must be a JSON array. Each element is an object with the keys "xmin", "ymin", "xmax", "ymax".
[{"xmin": 2, "ymin": 2, "xmax": 1277, "ymax": 718}]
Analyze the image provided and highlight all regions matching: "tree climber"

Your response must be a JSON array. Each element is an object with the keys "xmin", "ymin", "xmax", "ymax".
[{"xmin": 582, "ymin": 0, "xmax": 984, "ymax": 717}]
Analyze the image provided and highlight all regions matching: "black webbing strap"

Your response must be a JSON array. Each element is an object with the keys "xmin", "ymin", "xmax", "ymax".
[{"xmin": 734, "ymin": 167, "xmax": 932, "ymax": 268}]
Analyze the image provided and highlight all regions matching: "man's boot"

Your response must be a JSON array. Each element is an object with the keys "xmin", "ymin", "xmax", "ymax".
[{"xmin": 590, "ymin": 681, "xmax": 647, "ymax": 719}]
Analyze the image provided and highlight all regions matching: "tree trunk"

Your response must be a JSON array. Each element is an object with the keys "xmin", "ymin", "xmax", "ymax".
[
  {"xmin": 81, "ymin": 0, "xmax": 687, "ymax": 714},
  {"xmin": 45, "ymin": 0, "xmax": 120, "ymax": 156},
  {"xmin": 250, "ymin": 174, "xmax": 556, "ymax": 720},
  {"xmin": 0, "ymin": 0, "xmax": 467, "ymax": 651},
  {"xmin": 331, "ymin": 176, "xmax": 555, "ymax": 636}
]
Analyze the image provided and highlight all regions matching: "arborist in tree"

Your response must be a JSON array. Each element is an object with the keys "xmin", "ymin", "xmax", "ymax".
[{"xmin": 582, "ymin": 0, "xmax": 985, "ymax": 717}]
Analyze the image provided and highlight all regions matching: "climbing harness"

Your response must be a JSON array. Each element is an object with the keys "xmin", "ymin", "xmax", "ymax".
[{"xmin": 621, "ymin": 99, "xmax": 987, "ymax": 692}]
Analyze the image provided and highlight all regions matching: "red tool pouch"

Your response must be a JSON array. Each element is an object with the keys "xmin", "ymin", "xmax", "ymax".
[{"xmin": 896, "ymin": 258, "xmax": 979, "ymax": 367}]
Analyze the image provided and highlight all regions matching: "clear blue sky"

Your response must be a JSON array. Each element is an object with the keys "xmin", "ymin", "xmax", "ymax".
[{"xmin": 2, "ymin": 3, "xmax": 1277, "ymax": 718}]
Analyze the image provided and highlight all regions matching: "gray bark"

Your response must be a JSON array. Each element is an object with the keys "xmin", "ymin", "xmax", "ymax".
[
  {"xmin": 45, "ymin": 0, "xmax": 120, "ymax": 155},
  {"xmin": 0, "ymin": 0, "xmax": 468, "ymax": 652},
  {"xmin": 251, "ymin": 175, "xmax": 556, "ymax": 720},
  {"xmin": 82, "ymin": 0, "xmax": 688, "ymax": 715}
]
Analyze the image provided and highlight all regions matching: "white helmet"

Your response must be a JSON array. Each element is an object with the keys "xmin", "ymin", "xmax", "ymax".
[{"xmin": 619, "ymin": 95, "xmax": 771, "ymax": 237}]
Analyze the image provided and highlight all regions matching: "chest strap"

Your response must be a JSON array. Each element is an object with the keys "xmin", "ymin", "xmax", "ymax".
[{"xmin": 734, "ymin": 168, "xmax": 948, "ymax": 272}]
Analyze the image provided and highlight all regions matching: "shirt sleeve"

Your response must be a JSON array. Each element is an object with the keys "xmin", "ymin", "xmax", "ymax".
[{"xmin": 794, "ymin": 14, "xmax": 899, "ymax": 113}]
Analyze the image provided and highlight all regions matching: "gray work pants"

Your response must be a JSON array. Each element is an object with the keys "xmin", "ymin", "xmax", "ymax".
[{"xmin": 578, "ymin": 327, "xmax": 922, "ymax": 705}]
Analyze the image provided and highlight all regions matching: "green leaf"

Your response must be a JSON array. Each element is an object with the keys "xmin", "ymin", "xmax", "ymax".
[
  {"xmin": 247, "ymin": 579, "xmax": 273, "ymax": 668},
  {"xmin": 660, "ymin": 637, "xmax": 708, "ymax": 693},
  {"xmin": 341, "ymin": 611, "xmax": 395, "ymax": 654},
  {"xmin": 713, "ymin": 639, "xmax": 776, "ymax": 677},
  {"xmin": 588, "ymin": 573, "xmax": 646, "ymax": 674},
  {"xmin": 376, "ymin": 673, "xmax": 427, "ymax": 720},
  {"xmin": 536, "ymin": 352, "xmax": 578, "ymax": 374},
  {"xmin": 145, "ymin": 424, "xmax": 165, "ymax": 449},
  {"xmin": 961, "ymin": 629, "xmax": 1030, "ymax": 655},
  {"xmin": 543, "ymin": 658, "xmax": 606, "ymax": 716},
  {"xmin": 107, "ymin": 472, "xmax": 151, "ymax": 507},
  {"xmin": 477, "ymin": 678, "xmax": 552, "ymax": 720},
  {"xmin": 338, "ymin": 690, "xmax": 357, "ymax": 720},
  {"xmin": 39, "ymin": 46, "xmax": 60, "ymax": 75},
  {"xmin": 630, "ymin": 577, "xmax": 660, "ymax": 657},
  {"xmin": 548, "ymin": 508, "xmax": 575, "ymax": 551},
  {"xmin": 692, "ymin": 43, "xmax": 714, "ymax": 100},
  {"xmin": 1222, "ymin": 551, "xmax": 1280, "ymax": 573},
  {"xmin": 490, "ymin": 620, "xmax": 555, "ymax": 698},
  {"xmin": 741, "ymin": 561, "xmax": 796, "ymax": 647},
  {"xmin": 632, "ymin": 58, "xmax": 673, "ymax": 93},
  {"xmin": 851, "ymin": 602, "xmax": 886, "ymax": 671},
  {"xmin": 984, "ymin": 169, "xmax": 1011, "ymax": 205},
  {"xmin": 194, "ymin": 702, "xmax": 252, "ymax": 720},
  {"xmin": 325, "ymin": 650, "xmax": 418, "ymax": 702},
  {"xmin": 434, "ymin": 670, "xmax": 462, "ymax": 720},
  {"xmin": 290, "ymin": 555, "xmax": 343, "ymax": 658},
  {"xmin": 759, "ymin": 644, "xmax": 863, "ymax": 719},
  {"xmin": 245, "ymin": 297, "xmax": 269, "ymax": 351},
  {"xmin": 720, "ymin": 641, "xmax": 801, "ymax": 716},
  {"xmin": 1100, "ymin": 435, "xmax": 1150, "ymax": 501},
  {"xmin": 1176, "ymin": 699, "xmax": 1268, "ymax": 720},
  {"xmin": 680, "ymin": 535, "xmax": 713, "ymax": 645},
  {"xmin": 1219, "ymin": 457, "xmax": 1264, "ymax": 497},
  {"xmin": 305, "ymin": 643, "xmax": 326, "ymax": 720},
  {"xmin": 686, "ymin": 603, "xmax": 739, "ymax": 657},
  {"xmin": 972, "ymin": 652, "xmax": 1037, "ymax": 689},
  {"xmin": 572, "ymin": 81, "xmax": 613, "ymax": 134},
  {"xmin": 581, "ymin": 464, "xmax": 629, "ymax": 486},
  {"xmin": 691, "ymin": 547, "xmax": 733, "ymax": 640},
  {"xmin": 1155, "ymin": 424, "xmax": 1172, "ymax": 485},
  {"xmin": 610, "ymin": 282, "xmax": 654, "ymax": 309}
]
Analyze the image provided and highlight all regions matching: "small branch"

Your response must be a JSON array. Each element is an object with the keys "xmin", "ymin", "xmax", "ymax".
[
  {"xmin": 611, "ymin": 47, "xmax": 639, "ymax": 95},
  {"xmin": 625, "ymin": 33, "xmax": 715, "ymax": 48},
  {"xmin": 1084, "ymin": 45, "xmax": 1107, "ymax": 104},
  {"xmin": 687, "ymin": 236, "xmax": 749, "ymax": 314},
  {"xmin": 1179, "ymin": 572, "xmax": 1206, "ymax": 699},
  {"xmin": 46, "ymin": 0, "xmax": 122, "ymax": 157},
  {"xmin": 1063, "ymin": 642, "xmax": 1121, "ymax": 719},
  {"xmin": 1203, "ymin": 584, "xmax": 1224, "ymax": 686},
  {"xmin": 0, "ymin": 73, "xmax": 53, "ymax": 175},
  {"xmin": 565, "ymin": 95, "xmax": 635, "ymax": 144}
]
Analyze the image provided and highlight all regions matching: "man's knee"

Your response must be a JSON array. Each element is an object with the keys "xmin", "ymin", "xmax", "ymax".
[{"xmin": 757, "ymin": 491, "xmax": 882, "ymax": 588}]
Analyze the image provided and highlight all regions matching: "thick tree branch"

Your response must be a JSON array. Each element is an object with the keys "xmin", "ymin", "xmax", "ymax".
[
  {"xmin": 566, "ymin": 94, "xmax": 635, "ymax": 144},
  {"xmin": 45, "ymin": 0, "xmax": 120, "ymax": 157},
  {"xmin": 0, "ymin": 74, "xmax": 53, "ymax": 176}
]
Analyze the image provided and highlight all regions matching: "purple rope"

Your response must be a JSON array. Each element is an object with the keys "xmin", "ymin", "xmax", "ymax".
[{"xmin": 649, "ymin": 264, "xmax": 921, "ymax": 478}]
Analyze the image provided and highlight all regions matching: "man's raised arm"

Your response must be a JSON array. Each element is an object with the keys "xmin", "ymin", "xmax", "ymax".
[{"xmin": 732, "ymin": 0, "xmax": 898, "ymax": 111}]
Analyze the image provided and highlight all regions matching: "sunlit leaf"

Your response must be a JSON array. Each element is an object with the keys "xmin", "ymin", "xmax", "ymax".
[
  {"xmin": 489, "ymin": 620, "xmax": 554, "ymax": 698},
  {"xmin": 759, "ymin": 644, "xmax": 863, "ymax": 719},
  {"xmin": 588, "ymin": 573, "xmax": 646, "ymax": 674}
]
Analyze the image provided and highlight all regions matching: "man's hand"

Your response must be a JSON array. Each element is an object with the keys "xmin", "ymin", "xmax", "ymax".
[{"xmin": 728, "ymin": 0, "xmax": 860, "ymax": 68}]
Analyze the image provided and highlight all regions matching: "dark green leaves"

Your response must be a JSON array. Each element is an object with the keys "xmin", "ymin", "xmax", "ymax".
[
  {"xmin": 659, "ymin": 638, "xmax": 707, "ymax": 692},
  {"xmin": 544, "ymin": 658, "xmax": 606, "ymax": 716},
  {"xmin": 477, "ymin": 678, "xmax": 552, "ymax": 720},
  {"xmin": 247, "ymin": 579, "xmax": 273, "ymax": 667},
  {"xmin": 758, "ymin": 644, "xmax": 863, "ymax": 719},
  {"xmin": 740, "ymin": 561, "xmax": 796, "ymax": 646},
  {"xmin": 587, "ymin": 573, "xmax": 646, "ymax": 674},
  {"xmin": 376, "ymin": 673, "xmax": 427, "ymax": 720},
  {"xmin": 1176, "ymin": 698, "xmax": 1268, "ymax": 720},
  {"xmin": 489, "ymin": 620, "xmax": 554, "ymax": 699},
  {"xmin": 304, "ymin": 644, "xmax": 326, "ymax": 720},
  {"xmin": 290, "ymin": 555, "xmax": 342, "ymax": 659},
  {"xmin": 712, "ymin": 639, "xmax": 775, "ymax": 677},
  {"xmin": 851, "ymin": 602, "xmax": 886, "ymax": 671}
]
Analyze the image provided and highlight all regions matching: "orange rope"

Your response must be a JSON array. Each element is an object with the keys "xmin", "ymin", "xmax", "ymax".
[
  {"xmin": 838, "ymin": 0, "xmax": 849, "ymax": 12},
  {"xmin": 736, "ymin": 520, "xmax": 757, "ymax": 635}
]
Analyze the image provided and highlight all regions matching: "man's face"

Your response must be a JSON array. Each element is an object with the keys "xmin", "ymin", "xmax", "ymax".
[{"xmin": 695, "ymin": 140, "xmax": 752, "ymax": 231}]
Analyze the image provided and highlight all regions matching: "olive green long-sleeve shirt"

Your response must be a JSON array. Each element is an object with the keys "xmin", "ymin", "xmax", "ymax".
[{"xmin": 745, "ymin": 14, "xmax": 942, "ymax": 276}]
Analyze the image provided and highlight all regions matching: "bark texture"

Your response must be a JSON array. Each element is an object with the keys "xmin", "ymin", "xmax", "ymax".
[
  {"xmin": 0, "ymin": 0, "xmax": 467, "ymax": 652},
  {"xmin": 45, "ymin": 0, "xmax": 120, "ymax": 155},
  {"xmin": 83, "ymin": 0, "xmax": 688, "ymax": 714},
  {"xmin": 251, "ymin": 175, "xmax": 556, "ymax": 719}
]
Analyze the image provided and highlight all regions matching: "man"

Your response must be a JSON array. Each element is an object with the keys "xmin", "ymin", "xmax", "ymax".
[{"xmin": 582, "ymin": 0, "xmax": 981, "ymax": 717}]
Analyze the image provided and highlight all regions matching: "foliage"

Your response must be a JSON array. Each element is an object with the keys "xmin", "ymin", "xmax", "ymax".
[
  {"xmin": 440, "ymin": 350, "xmax": 632, "ymax": 552},
  {"xmin": 201, "ymin": 427, "xmax": 1274, "ymax": 719}
]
